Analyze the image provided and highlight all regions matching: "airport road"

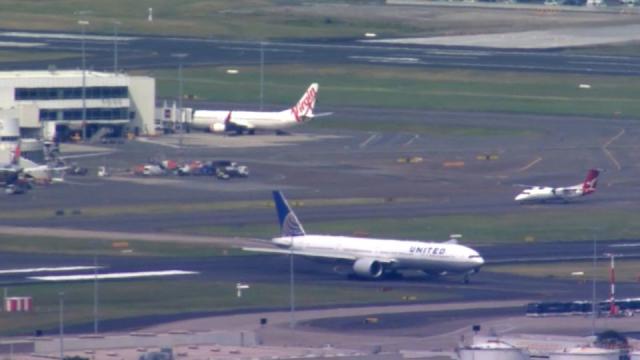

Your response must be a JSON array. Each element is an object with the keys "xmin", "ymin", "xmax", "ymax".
[{"xmin": 3, "ymin": 31, "xmax": 640, "ymax": 75}]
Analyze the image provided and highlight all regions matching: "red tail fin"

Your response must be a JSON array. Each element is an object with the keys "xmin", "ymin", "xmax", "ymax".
[
  {"xmin": 10, "ymin": 145, "xmax": 21, "ymax": 165},
  {"xmin": 291, "ymin": 83, "xmax": 318, "ymax": 122},
  {"xmin": 582, "ymin": 169, "xmax": 599, "ymax": 194}
]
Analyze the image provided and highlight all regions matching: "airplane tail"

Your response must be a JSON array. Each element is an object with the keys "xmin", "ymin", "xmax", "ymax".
[
  {"xmin": 290, "ymin": 83, "xmax": 319, "ymax": 122},
  {"xmin": 10, "ymin": 144, "xmax": 21, "ymax": 165},
  {"xmin": 581, "ymin": 169, "xmax": 600, "ymax": 195},
  {"xmin": 273, "ymin": 190, "xmax": 306, "ymax": 237}
]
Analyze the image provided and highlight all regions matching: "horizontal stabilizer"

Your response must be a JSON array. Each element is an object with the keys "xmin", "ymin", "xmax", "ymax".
[{"xmin": 309, "ymin": 112, "xmax": 333, "ymax": 118}]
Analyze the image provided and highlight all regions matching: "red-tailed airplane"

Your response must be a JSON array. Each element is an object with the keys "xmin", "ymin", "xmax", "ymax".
[
  {"xmin": 190, "ymin": 83, "xmax": 330, "ymax": 135},
  {"xmin": 514, "ymin": 169, "xmax": 600, "ymax": 203}
]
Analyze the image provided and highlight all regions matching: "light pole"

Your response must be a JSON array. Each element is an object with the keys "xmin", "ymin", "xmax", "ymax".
[
  {"xmin": 93, "ymin": 249, "xmax": 99, "ymax": 334},
  {"xmin": 78, "ymin": 19, "xmax": 89, "ymax": 142},
  {"xmin": 259, "ymin": 41, "xmax": 265, "ymax": 111},
  {"xmin": 289, "ymin": 236, "xmax": 295, "ymax": 330},
  {"xmin": 112, "ymin": 20, "xmax": 121, "ymax": 73},
  {"xmin": 58, "ymin": 291, "xmax": 64, "ymax": 360},
  {"xmin": 171, "ymin": 53, "xmax": 188, "ymax": 133},
  {"xmin": 591, "ymin": 234, "xmax": 597, "ymax": 336}
]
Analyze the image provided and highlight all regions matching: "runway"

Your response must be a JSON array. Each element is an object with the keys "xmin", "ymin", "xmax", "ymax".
[{"xmin": 3, "ymin": 31, "xmax": 640, "ymax": 75}]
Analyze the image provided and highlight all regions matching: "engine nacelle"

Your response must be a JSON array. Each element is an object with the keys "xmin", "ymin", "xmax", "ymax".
[
  {"xmin": 210, "ymin": 123, "xmax": 226, "ymax": 133},
  {"xmin": 352, "ymin": 258, "xmax": 384, "ymax": 279}
]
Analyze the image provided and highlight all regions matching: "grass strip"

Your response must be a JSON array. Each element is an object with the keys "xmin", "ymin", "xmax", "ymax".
[{"xmin": 0, "ymin": 279, "xmax": 451, "ymax": 335}]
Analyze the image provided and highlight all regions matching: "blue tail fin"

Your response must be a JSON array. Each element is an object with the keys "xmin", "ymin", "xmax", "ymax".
[{"xmin": 273, "ymin": 191, "xmax": 306, "ymax": 237}]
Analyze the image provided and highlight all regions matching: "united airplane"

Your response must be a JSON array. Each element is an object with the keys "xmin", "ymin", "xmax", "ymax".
[
  {"xmin": 243, "ymin": 191, "xmax": 484, "ymax": 283},
  {"xmin": 191, "ymin": 83, "xmax": 330, "ymax": 135},
  {"xmin": 514, "ymin": 169, "xmax": 600, "ymax": 203}
]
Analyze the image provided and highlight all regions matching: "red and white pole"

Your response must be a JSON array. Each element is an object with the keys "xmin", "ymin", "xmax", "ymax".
[{"xmin": 609, "ymin": 255, "xmax": 616, "ymax": 316}]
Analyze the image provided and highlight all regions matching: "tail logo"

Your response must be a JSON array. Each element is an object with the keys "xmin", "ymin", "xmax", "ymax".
[
  {"xmin": 283, "ymin": 212, "xmax": 305, "ymax": 237},
  {"xmin": 291, "ymin": 85, "xmax": 317, "ymax": 122},
  {"xmin": 10, "ymin": 146, "xmax": 20, "ymax": 165},
  {"xmin": 582, "ymin": 169, "xmax": 600, "ymax": 194}
]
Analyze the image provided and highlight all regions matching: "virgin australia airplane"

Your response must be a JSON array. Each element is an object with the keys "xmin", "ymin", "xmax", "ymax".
[
  {"xmin": 243, "ymin": 191, "xmax": 484, "ymax": 283},
  {"xmin": 191, "ymin": 83, "xmax": 330, "ymax": 135}
]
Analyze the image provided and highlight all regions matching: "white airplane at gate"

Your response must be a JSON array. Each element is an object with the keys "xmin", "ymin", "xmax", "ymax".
[
  {"xmin": 514, "ymin": 169, "xmax": 600, "ymax": 203},
  {"xmin": 243, "ymin": 191, "xmax": 484, "ymax": 283},
  {"xmin": 191, "ymin": 83, "xmax": 329, "ymax": 135}
]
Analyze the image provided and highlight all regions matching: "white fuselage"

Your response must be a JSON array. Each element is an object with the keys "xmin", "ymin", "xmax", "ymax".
[
  {"xmin": 191, "ymin": 110, "xmax": 299, "ymax": 131},
  {"xmin": 515, "ymin": 185, "xmax": 583, "ymax": 202},
  {"xmin": 272, "ymin": 235, "xmax": 484, "ymax": 273}
]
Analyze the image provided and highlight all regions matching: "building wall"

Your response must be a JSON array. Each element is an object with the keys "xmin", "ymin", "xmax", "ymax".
[
  {"xmin": 128, "ymin": 76, "xmax": 156, "ymax": 136},
  {"xmin": 0, "ymin": 71, "xmax": 155, "ymax": 137}
]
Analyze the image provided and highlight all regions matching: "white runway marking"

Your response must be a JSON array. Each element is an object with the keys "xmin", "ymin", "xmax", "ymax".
[
  {"xmin": 0, "ymin": 41, "xmax": 44, "ymax": 48},
  {"xmin": 517, "ymin": 156, "xmax": 543, "ymax": 172},
  {"xmin": 349, "ymin": 55, "xmax": 420, "ymax": 64},
  {"xmin": 403, "ymin": 134, "xmax": 420, "ymax": 147},
  {"xmin": 569, "ymin": 61, "xmax": 640, "ymax": 69},
  {"xmin": 0, "ymin": 32, "xmax": 138, "ymax": 42},
  {"xmin": 219, "ymin": 46, "xmax": 303, "ymax": 53},
  {"xmin": 29, "ymin": 270, "xmax": 199, "ymax": 282},
  {"xmin": 609, "ymin": 243, "xmax": 640, "ymax": 248},
  {"xmin": 0, "ymin": 266, "xmax": 99, "ymax": 275},
  {"xmin": 136, "ymin": 137, "xmax": 183, "ymax": 149},
  {"xmin": 359, "ymin": 133, "xmax": 380, "ymax": 148}
]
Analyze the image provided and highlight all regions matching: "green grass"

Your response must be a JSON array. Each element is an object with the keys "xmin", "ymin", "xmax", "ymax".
[
  {"xmin": 149, "ymin": 65, "xmax": 640, "ymax": 119},
  {"xmin": 184, "ymin": 209, "xmax": 640, "ymax": 245},
  {"xmin": 563, "ymin": 42, "xmax": 640, "ymax": 57},
  {"xmin": 0, "ymin": 50, "xmax": 76, "ymax": 63},
  {"xmin": 0, "ymin": 197, "xmax": 397, "ymax": 221},
  {"xmin": 0, "ymin": 279, "xmax": 452, "ymax": 335},
  {"xmin": 0, "ymin": 234, "xmax": 240, "ymax": 257},
  {"xmin": 486, "ymin": 259, "xmax": 640, "ymax": 282},
  {"xmin": 0, "ymin": 0, "xmax": 417, "ymax": 40}
]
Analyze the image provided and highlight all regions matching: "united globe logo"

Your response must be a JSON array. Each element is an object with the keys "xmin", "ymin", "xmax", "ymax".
[{"xmin": 283, "ymin": 212, "xmax": 305, "ymax": 236}]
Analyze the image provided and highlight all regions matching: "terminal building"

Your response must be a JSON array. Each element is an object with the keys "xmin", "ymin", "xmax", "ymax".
[{"xmin": 0, "ymin": 70, "xmax": 156, "ymax": 141}]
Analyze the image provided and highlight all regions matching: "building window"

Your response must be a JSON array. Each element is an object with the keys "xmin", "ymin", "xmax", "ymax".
[
  {"xmin": 60, "ymin": 107, "xmax": 129, "ymax": 121},
  {"xmin": 39, "ymin": 109, "xmax": 59, "ymax": 121},
  {"xmin": 15, "ymin": 86, "xmax": 128, "ymax": 100}
]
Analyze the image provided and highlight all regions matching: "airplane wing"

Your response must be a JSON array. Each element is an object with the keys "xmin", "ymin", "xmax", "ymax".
[
  {"xmin": 228, "ymin": 119, "xmax": 255, "ymax": 129},
  {"xmin": 242, "ymin": 247, "xmax": 398, "ymax": 265},
  {"xmin": 242, "ymin": 247, "xmax": 357, "ymax": 261}
]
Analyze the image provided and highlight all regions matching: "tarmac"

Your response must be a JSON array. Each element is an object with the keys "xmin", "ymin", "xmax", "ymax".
[{"xmin": 368, "ymin": 24, "xmax": 640, "ymax": 49}]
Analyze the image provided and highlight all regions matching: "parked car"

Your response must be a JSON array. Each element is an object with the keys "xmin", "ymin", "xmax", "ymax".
[{"xmin": 211, "ymin": 160, "xmax": 249, "ymax": 178}]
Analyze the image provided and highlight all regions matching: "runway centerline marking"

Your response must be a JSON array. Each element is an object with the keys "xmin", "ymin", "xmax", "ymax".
[
  {"xmin": 29, "ymin": 270, "xmax": 199, "ymax": 282},
  {"xmin": 602, "ymin": 128, "xmax": 625, "ymax": 171}
]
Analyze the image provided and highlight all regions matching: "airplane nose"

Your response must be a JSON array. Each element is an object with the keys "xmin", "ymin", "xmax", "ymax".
[{"xmin": 514, "ymin": 194, "xmax": 525, "ymax": 201}]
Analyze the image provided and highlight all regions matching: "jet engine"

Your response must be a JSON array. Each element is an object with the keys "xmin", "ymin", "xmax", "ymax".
[
  {"xmin": 210, "ymin": 123, "xmax": 226, "ymax": 133},
  {"xmin": 352, "ymin": 258, "xmax": 384, "ymax": 279}
]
